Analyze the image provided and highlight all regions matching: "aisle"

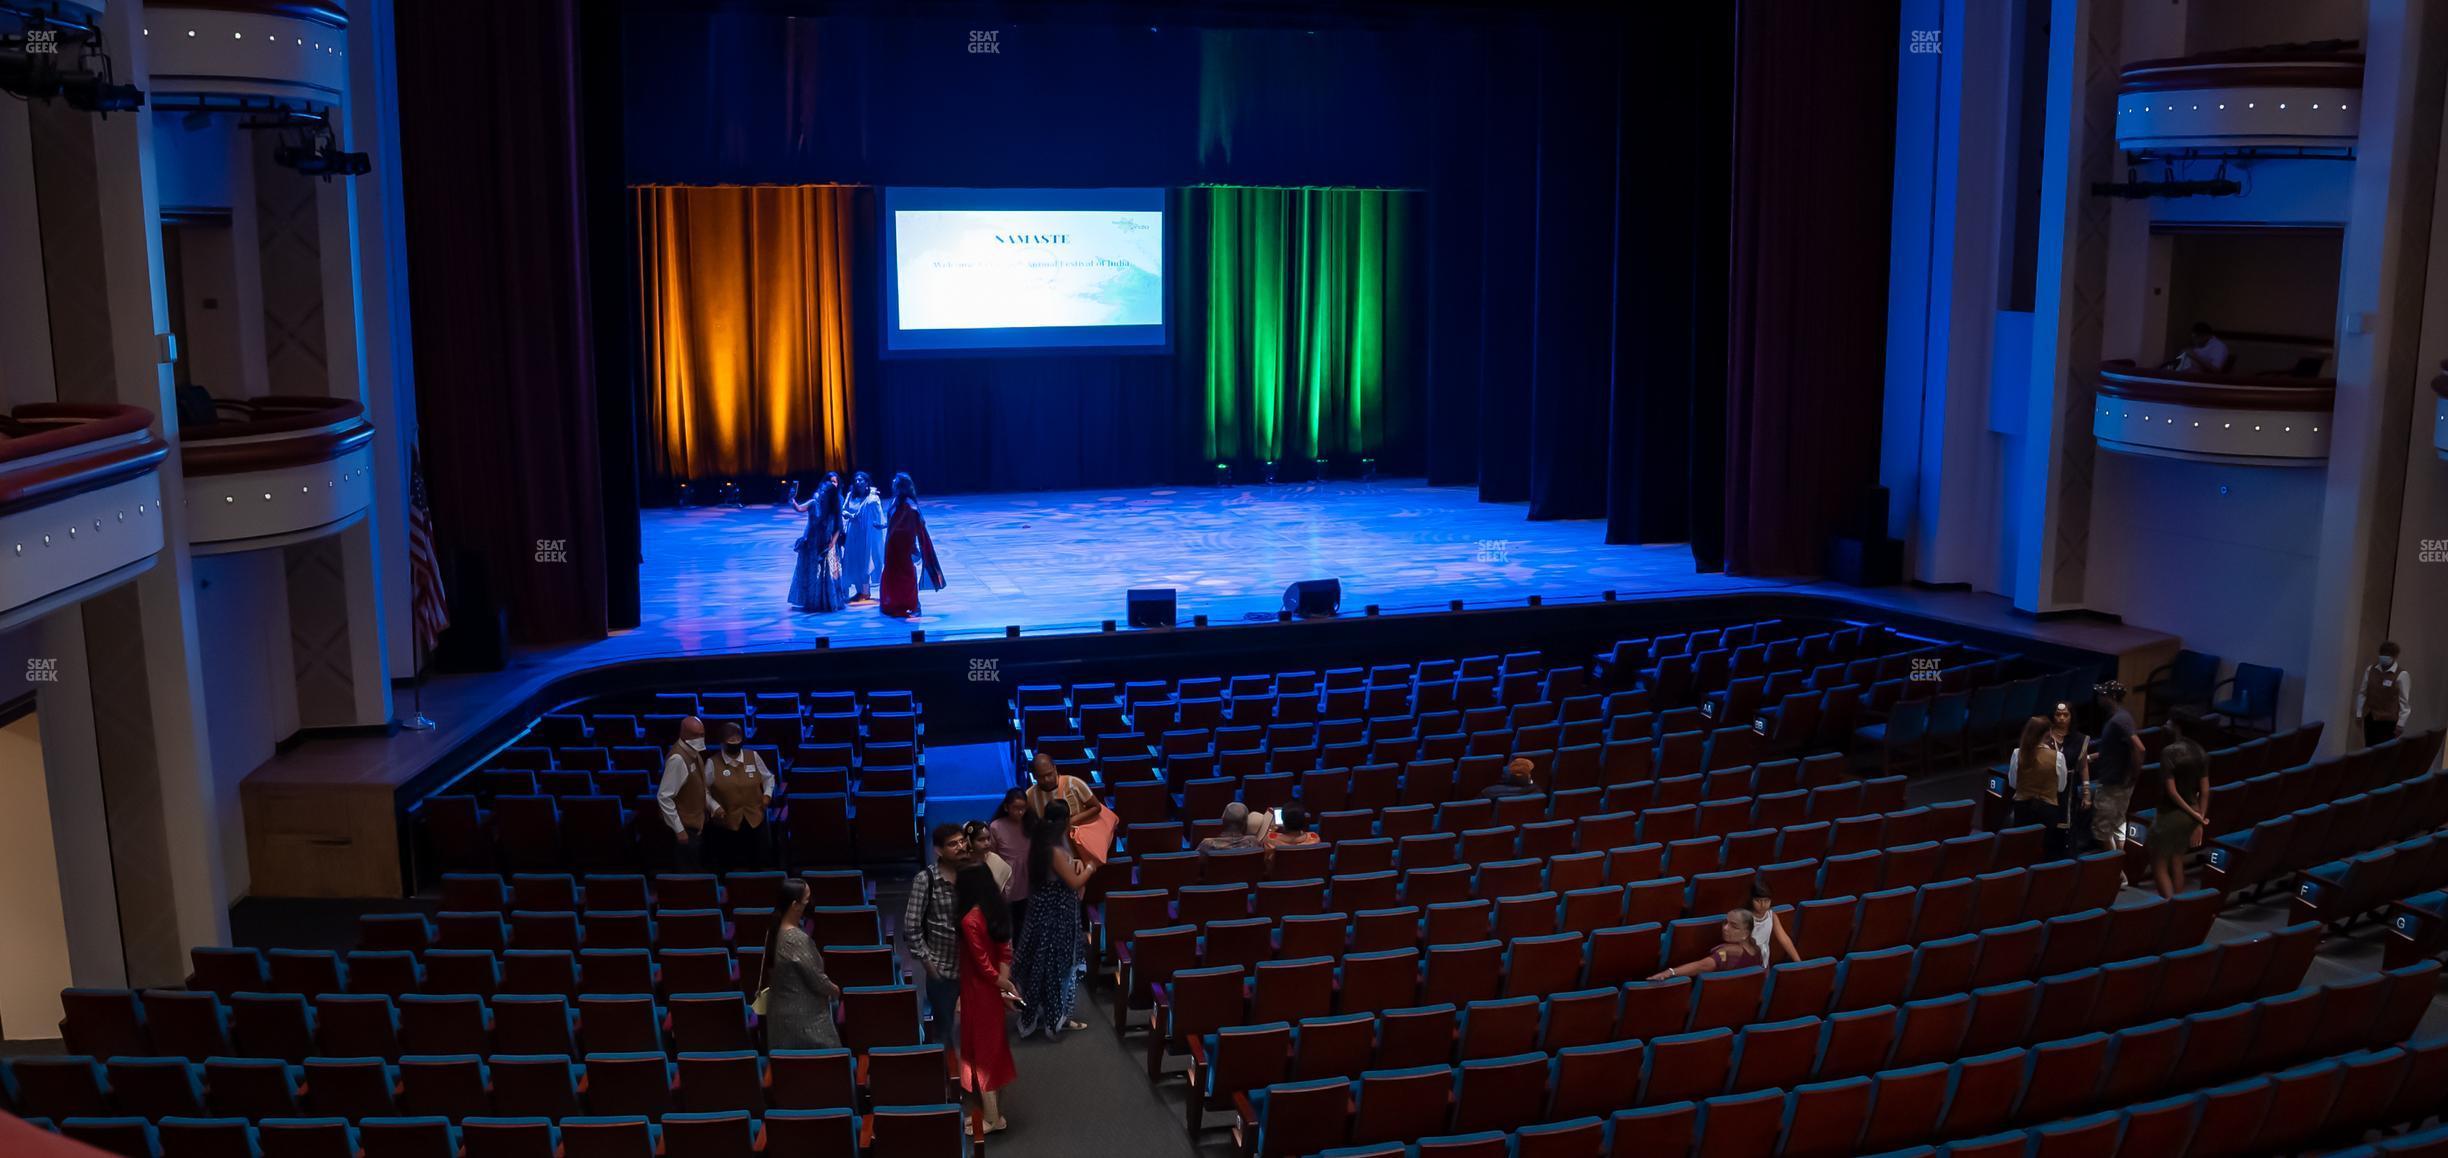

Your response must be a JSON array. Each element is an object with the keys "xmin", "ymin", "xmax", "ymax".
[{"xmin": 986, "ymin": 989, "xmax": 1204, "ymax": 1158}]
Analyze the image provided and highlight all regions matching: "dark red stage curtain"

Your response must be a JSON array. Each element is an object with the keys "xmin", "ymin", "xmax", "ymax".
[
  {"xmin": 1724, "ymin": 0, "xmax": 1900, "ymax": 576},
  {"xmin": 395, "ymin": 0, "xmax": 608, "ymax": 644}
]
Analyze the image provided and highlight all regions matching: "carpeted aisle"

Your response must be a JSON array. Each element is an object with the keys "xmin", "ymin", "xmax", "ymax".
[{"xmin": 984, "ymin": 988, "xmax": 1208, "ymax": 1158}]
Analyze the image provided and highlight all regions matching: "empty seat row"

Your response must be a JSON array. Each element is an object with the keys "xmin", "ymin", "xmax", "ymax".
[
  {"xmin": 358, "ymin": 904, "xmax": 880, "ymax": 956},
  {"xmin": 2198, "ymin": 767, "xmax": 2448, "ymax": 900},
  {"xmin": 5, "ymin": 1043, "xmax": 964, "ymax": 1125},
  {"xmin": 424, "ymin": 871, "xmax": 870, "ymax": 917},
  {"xmin": 1234, "ymin": 964, "xmax": 2440, "ymax": 1157},
  {"xmin": 25, "ymin": 1104, "xmax": 965, "ymax": 1158},
  {"xmin": 1096, "ymin": 828, "xmax": 2094, "ymax": 975},
  {"xmin": 1185, "ymin": 924, "xmax": 2344, "ymax": 1138},
  {"xmin": 195, "ymin": 941, "xmax": 897, "ymax": 1008},
  {"xmin": 59, "ymin": 985, "xmax": 923, "ymax": 1064},
  {"xmin": 1114, "ymin": 763, "xmax": 1897, "ymax": 852},
  {"xmin": 1141, "ymin": 897, "xmax": 2220, "ymax": 1083},
  {"xmin": 2293, "ymin": 828, "xmax": 2448, "ymax": 930}
]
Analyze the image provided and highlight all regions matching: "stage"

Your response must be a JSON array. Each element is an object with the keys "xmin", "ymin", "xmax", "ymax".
[
  {"xmin": 638, "ymin": 479, "xmax": 1789, "ymax": 653},
  {"xmin": 238, "ymin": 479, "xmax": 2181, "ymax": 897}
]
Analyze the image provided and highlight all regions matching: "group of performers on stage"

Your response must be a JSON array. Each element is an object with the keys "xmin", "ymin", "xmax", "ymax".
[{"xmin": 787, "ymin": 470, "xmax": 945, "ymax": 618}]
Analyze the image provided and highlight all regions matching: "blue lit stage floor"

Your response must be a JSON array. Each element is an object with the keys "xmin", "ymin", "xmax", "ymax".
[{"xmin": 636, "ymin": 479, "xmax": 1791, "ymax": 655}]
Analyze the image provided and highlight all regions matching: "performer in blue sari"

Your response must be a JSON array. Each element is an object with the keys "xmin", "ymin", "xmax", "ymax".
[
  {"xmin": 786, "ymin": 477, "xmax": 847, "ymax": 612},
  {"xmin": 841, "ymin": 471, "xmax": 887, "ymax": 603}
]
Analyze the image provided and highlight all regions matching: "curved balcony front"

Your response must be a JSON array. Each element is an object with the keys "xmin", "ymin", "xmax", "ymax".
[
  {"xmin": 182, "ymin": 395, "xmax": 375, "ymax": 553},
  {"xmin": 2093, "ymin": 361, "xmax": 2334, "ymax": 466},
  {"xmin": 2116, "ymin": 48, "xmax": 2363, "ymax": 154},
  {"xmin": 140, "ymin": 1, "xmax": 351, "ymax": 114},
  {"xmin": 0, "ymin": 405, "xmax": 170, "ymax": 628}
]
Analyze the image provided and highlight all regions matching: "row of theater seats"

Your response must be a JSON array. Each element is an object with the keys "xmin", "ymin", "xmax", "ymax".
[
  {"xmin": 1119, "ymin": 867, "xmax": 2190, "ymax": 1042},
  {"xmin": 1167, "ymin": 894, "xmax": 2244, "ymax": 1118},
  {"xmin": 1112, "ymin": 751, "xmax": 1863, "ymax": 849},
  {"xmin": 1087, "ymin": 810, "xmax": 2032, "ymax": 970},
  {"xmin": 417, "ymin": 785, "xmax": 918, "ymax": 872},
  {"xmin": 14, "ymin": 1103, "xmax": 963, "ymax": 1158},
  {"xmin": 1257, "ymin": 974, "xmax": 2443, "ymax": 1157},
  {"xmin": 56, "ymin": 982, "xmax": 923, "ymax": 1062},
  {"xmin": 1119, "ymin": 772, "xmax": 1916, "ymax": 861},
  {"xmin": 2295, "ymin": 828, "xmax": 2448, "ymax": 931},
  {"xmin": 354, "ymin": 904, "xmax": 883, "ymax": 958},
  {"xmin": 5, "ymin": 1040, "xmax": 961, "ymax": 1125},
  {"xmin": 2202, "ymin": 767, "xmax": 2448, "ymax": 900},
  {"xmin": 1139, "ymin": 860, "xmax": 2159, "ymax": 1077},
  {"xmin": 1199, "ymin": 924, "xmax": 2364, "ymax": 1149},
  {"xmin": 484, "ymin": 697, "xmax": 926, "ymax": 799}
]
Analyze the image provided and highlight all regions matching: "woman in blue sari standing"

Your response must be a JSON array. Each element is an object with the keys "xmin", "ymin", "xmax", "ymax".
[
  {"xmin": 1012, "ymin": 800, "xmax": 1099, "ymax": 1039},
  {"xmin": 840, "ymin": 471, "xmax": 887, "ymax": 603},
  {"xmin": 786, "ymin": 476, "xmax": 847, "ymax": 612}
]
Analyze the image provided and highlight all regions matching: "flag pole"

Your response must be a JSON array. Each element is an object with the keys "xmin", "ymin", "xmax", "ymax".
[{"xmin": 402, "ymin": 637, "xmax": 436, "ymax": 731}]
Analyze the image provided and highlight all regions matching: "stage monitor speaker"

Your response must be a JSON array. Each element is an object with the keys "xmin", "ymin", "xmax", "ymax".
[
  {"xmin": 1283, "ymin": 578, "xmax": 1342, "ymax": 617},
  {"xmin": 1127, "ymin": 588, "xmax": 1176, "ymax": 627}
]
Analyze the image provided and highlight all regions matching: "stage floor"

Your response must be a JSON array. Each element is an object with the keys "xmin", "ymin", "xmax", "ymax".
[{"xmin": 636, "ymin": 479, "xmax": 1788, "ymax": 653}]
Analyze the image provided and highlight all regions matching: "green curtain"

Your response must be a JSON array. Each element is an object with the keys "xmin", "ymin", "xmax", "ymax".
[{"xmin": 1194, "ymin": 186, "xmax": 1412, "ymax": 465}]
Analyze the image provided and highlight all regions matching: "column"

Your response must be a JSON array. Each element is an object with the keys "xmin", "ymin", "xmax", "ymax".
[{"xmin": 2300, "ymin": 0, "xmax": 2446, "ymax": 752}]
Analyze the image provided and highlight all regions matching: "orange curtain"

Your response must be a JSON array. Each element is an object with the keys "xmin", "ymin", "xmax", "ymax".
[{"xmin": 635, "ymin": 184, "xmax": 859, "ymax": 480}]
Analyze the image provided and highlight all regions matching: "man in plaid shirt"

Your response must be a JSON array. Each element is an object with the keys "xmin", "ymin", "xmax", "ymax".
[{"xmin": 901, "ymin": 824, "xmax": 968, "ymax": 1043}]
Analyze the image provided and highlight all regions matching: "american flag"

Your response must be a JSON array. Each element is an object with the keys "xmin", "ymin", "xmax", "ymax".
[{"xmin": 407, "ymin": 443, "xmax": 450, "ymax": 661}]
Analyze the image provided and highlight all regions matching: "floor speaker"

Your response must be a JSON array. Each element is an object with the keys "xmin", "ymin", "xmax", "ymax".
[{"xmin": 1282, "ymin": 578, "xmax": 1342, "ymax": 617}]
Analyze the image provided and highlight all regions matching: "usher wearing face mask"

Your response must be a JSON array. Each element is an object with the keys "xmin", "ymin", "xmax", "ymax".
[
  {"xmin": 702, "ymin": 721, "xmax": 778, "ymax": 872},
  {"xmin": 2358, "ymin": 642, "xmax": 2412, "ymax": 748},
  {"xmin": 657, "ymin": 716, "xmax": 712, "ymax": 869}
]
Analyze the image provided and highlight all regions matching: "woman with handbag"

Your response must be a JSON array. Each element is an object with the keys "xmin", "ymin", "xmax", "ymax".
[{"xmin": 757, "ymin": 879, "xmax": 841, "ymax": 1048}]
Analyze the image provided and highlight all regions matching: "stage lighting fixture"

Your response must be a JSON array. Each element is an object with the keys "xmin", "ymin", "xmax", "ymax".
[
  {"xmin": 1365, "ymin": 604, "xmax": 1380, "ymax": 617},
  {"xmin": 272, "ymin": 124, "xmax": 372, "ymax": 180},
  {"xmin": 1528, "ymin": 595, "xmax": 1544, "ymax": 607},
  {"xmin": 1263, "ymin": 459, "xmax": 1278, "ymax": 485},
  {"xmin": 0, "ymin": 14, "xmax": 144, "ymax": 113},
  {"xmin": 910, "ymin": 630, "xmax": 926, "ymax": 644},
  {"xmin": 1603, "ymin": 590, "xmax": 1618, "ymax": 602},
  {"xmin": 1213, "ymin": 462, "xmax": 1230, "ymax": 487},
  {"xmin": 1101, "ymin": 620, "xmax": 1116, "ymax": 632},
  {"xmin": 1193, "ymin": 614, "xmax": 1208, "ymax": 627},
  {"xmin": 676, "ymin": 483, "xmax": 696, "ymax": 508},
  {"xmin": 1277, "ymin": 609, "xmax": 1292, "ymax": 622},
  {"xmin": 1311, "ymin": 457, "xmax": 1328, "ymax": 482},
  {"xmin": 1449, "ymin": 599, "xmax": 1464, "ymax": 612},
  {"xmin": 1005, "ymin": 625, "xmax": 1020, "ymax": 638},
  {"xmin": 814, "ymin": 637, "xmax": 830, "ymax": 649},
  {"xmin": 1360, "ymin": 457, "xmax": 1377, "ymax": 481}
]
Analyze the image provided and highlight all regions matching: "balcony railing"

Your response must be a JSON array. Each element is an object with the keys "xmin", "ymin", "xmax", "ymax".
[
  {"xmin": 0, "ymin": 404, "xmax": 170, "ymax": 624},
  {"xmin": 2117, "ymin": 44, "xmax": 2363, "ymax": 154},
  {"xmin": 2094, "ymin": 360, "xmax": 2335, "ymax": 466},
  {"xmin": 181, "ymin": 395, "xmax": 377, "ymax": 551}
]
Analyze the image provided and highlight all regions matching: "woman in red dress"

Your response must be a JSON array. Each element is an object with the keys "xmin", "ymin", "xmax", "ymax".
[
  {"xmin": 953, "ymin": 865, "xmax": 1018, "ymax": 1132},
  {"xmin": 878, "ymin": 472, "xmax": 944, "ymax": 618}
]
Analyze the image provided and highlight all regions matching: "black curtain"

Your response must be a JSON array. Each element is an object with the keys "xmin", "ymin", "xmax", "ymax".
[
  {"xmin": 1725, "ymin": 0, "xmax": 1899, "ymax": 575},
  {"xmin": 1420, "ymin": 8, "xmax": 1733, "ymax": 558},
  {"xmin": 396, "ymin": 0, "xmax": 608, "ymax": 644}
]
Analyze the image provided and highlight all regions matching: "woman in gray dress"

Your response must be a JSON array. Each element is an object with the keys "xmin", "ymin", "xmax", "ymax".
[{"xmin": 759, "ymin": 879, "xmax": 841, "ymax": 1049}]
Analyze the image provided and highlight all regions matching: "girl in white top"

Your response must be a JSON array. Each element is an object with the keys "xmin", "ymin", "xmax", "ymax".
[{"xmin": 1747, "ymin": 880, "xmax": 1801, "ymax": 964}]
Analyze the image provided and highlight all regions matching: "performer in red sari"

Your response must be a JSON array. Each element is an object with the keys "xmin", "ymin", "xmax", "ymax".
[
  {"xmin": 879, "ymin": 472, "xmax": 944, "ymax": 618},
  {"xmin": 953, "ymin": 866, "xmax": 1017, "ymax": 1132}
]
